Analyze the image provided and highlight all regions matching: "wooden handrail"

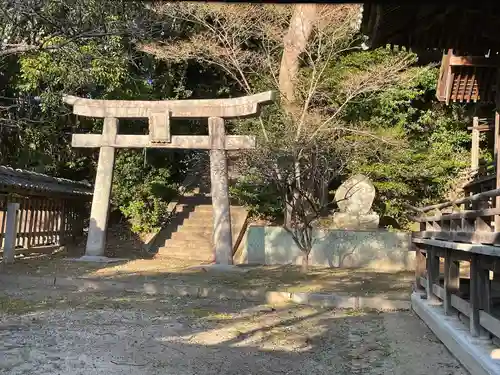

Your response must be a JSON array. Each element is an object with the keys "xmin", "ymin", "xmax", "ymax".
[
  {"xmin": 418, "ymin": 188, "xmax": 500, "ymax": 213},
  {"xmin": 414, "ymin": 207, "xmax": 500, "ymax": 222}
]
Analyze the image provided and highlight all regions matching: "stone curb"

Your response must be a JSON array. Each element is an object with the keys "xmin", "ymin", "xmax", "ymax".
[{"xmin": 0, "ymin": 275, "xmax": 411, "ymax": 311}]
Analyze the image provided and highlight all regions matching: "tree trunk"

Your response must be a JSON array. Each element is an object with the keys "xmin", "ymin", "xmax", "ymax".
[
  {"xmin": 279, "ymin": 4, "xmax": 316, "ymax": 221},
  {"xmin": 279, "ymin": 4, "xmax": 317, "ymax": 106},
  {"xmin": 301, "ymin": 250, "xmax": 309, "ymax": 273}
]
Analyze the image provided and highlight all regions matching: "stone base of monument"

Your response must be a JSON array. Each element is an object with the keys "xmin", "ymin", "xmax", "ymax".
[
  {"xmin": 66, "ymin": 255, "xmax": 128, "ymax": 264},
  {"xmin": 331, "ymin": 212, "xmax": 380, "ymax": 230},
  {"xmin": 187, "ymin": 264, "xmax": 250, "ymax": 273}
]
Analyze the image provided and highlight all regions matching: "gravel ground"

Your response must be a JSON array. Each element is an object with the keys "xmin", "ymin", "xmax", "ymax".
[{"xmin": 0, "ymin": 288, "xmax": 468, "ymax": 375}]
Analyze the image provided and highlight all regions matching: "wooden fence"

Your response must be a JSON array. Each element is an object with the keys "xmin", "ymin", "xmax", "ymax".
[
  {"xmin": 411, "ymin": 187, "xmax": 500, "ymax": 339},
  {"xmin": 0, "ymin": 193, "xmax": 87, "ymax": 253}
]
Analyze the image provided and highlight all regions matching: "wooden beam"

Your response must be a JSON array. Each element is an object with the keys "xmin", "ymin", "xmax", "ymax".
[
  {"xmin": 449, "ymin": 55, "xmax": 499, "ymax": 68},
  {"xmin": 467, "ymin": 124, "xmax": 494, "ymax": 131},
  {"xmin": 413, "ymin": 237, "xmax": 500, "ymax": 257},
  {"xmin": 436, "ymin": 50, "xmax": 452, "ymax": 102},
  {"xmin": 63, "ymin": 91, "xmax": 276, "ymax": 119},
  {"xmin": 470, "ymin": 255, "xmax": 483, "ymax": 337},
  {"xmin": 414, "ymin": 207, "xmax": 500, "ymax": 222},
  {"xmin": 72, "ymin": 134, "xmax": 256, "ymax": 150},
  {"xmin": 413, "ymin": 231, "xmax": 500, "ymax": 245},
  {"xmin": 419, "ymin": 188, "xmax": 500, "ymax": 213},
  {"xmin": 444, "ymin": 249, "xmax": 460, "ymax": 316},
  {"xmin": 426, "ymin": 247, "xmax": 440, "ymax": 302}
]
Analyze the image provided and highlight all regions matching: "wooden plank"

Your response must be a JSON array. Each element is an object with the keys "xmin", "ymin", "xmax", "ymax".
[
  {"xmin": 48, "ymin": 199, "xmax": 55, "ymax": 244},
  {"xmin": 22, "ymin": 198, "xmax": 30, "ymax": 248},
  {"xmin": 479, "ymin": 311, "xmax": 500, "ymax": 340},
  {"xmin": 471, "ymin": 117, "xmax": 480, "ymax": 170},
  {"xmin": 55, "ymin": 199, "xmax": 62, "ymax": 245},
  {"xmin": 63, "ymin": 91, "xmax": 276, "ymax": 119},
  {"xmin": 27, "ymin": 199, "xmax": 36, "ymax": 249},
  {"xmin": 436, "ymin": 50, "xmax": 451, "ymax": 102},
  {"xmin": 413, "ymin": 231, "xmax": 500, "ymax": 245},
  {"xmin": 16, "ymin": 198, "xmax": 25, "ymax": 248},
  {"xmin": 432, "ymin": 282, "xmax": 444, "ymax": 300},
  {"xmin": 413, "ymin": 237, "xmax": 500, "ymax": 257},
  {"xmin": 42, "ymin": 198, "xmax": 50, "ymax": 245},
  {"xmin": 470, "ymin": 255, "xmax": 482, "ymax": 337},
  {"xmin": 467, "ymin": 124, "xmax": 494, "ymax": 131},
  {"xmin": 0, "ymin": 196, "xmax": 6, "ymax": 244},
  {"xmin": 415, "ymin": 246, "xmax": 426, "ymax": 292},
  {"xmin": 426, "ymin": 247, "xmax": 440, "ymax": 302},
  {"xmin": 72, "ymin": 134, "xmax": 256, "ymax": 150},
  {"xmin": 444, "ymin": 249, "xmax": 460, "ymax": 316},
  {"xmin": 59, "ymin": 199, "xmax": 66, "ymax": 245},
  {"xmin": 419, "ymin": 188, "xmax": 500, "ymax": 213},
  {"xmin": 415, "ymin": 207, "xmax": 500, "ymax": 222},
  {"xmin": 449, "ymin": 55, "xmax": 499, "ymax": 67},
  {"xmin": 32, "ymin": 198, "xmax": 40, "ymax": 247}
]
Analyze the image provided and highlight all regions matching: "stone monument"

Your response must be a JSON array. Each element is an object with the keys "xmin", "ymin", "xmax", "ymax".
[{"xmin": 332, "ymin": 174, "xmax": 379, "ymax": 230}]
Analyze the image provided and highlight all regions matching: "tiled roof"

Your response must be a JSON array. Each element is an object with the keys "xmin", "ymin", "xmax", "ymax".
[{"xmin": 0, "ymin": 166, "xmax": 93, "ymax": 196}]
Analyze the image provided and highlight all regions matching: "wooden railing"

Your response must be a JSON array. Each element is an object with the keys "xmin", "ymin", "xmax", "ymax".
[
  {"xmin": 0, "ymin": 194, "xmax": 87, "ymax": 253},
  {"xmin": 463, "ymin": 162, "xmax": 496, "ymax": 197},
  {"xmin": 410, "ymin": 188, "xmax": 500, "ymax": 339}
]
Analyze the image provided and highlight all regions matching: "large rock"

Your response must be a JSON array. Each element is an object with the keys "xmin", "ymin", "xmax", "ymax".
[
  {"xmin": 331, "ymin": 212, "xmax": 380, "ymax": 230},
  {"xmin": 335, "ymin": 174, "xmax": 376, "ymax": 214}
]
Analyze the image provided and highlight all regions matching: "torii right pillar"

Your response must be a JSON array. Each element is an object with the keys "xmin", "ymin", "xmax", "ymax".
[{"xmin": 208, "ymin": 117, "xmax": 233, "ymax": 264}]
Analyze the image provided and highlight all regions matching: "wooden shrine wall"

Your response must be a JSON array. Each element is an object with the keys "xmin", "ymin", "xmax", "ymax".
[{"xmin": 0, "ymin": 193, "xmax": 88, "ymax": 251}]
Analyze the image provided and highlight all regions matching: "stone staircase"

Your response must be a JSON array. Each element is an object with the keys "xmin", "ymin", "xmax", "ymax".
[
  {"xmin": 155, "ymin": 195, "xmax": 248, "ymax": 262},
  {"xmin": 151, "ymin": 152, "xmax": 249, "ymax": 263}
]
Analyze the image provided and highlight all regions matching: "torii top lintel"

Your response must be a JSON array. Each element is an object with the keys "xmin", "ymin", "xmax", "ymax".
[{"xmin": 62, "ymin": 91, "xmax": 276, "ymax": 119}]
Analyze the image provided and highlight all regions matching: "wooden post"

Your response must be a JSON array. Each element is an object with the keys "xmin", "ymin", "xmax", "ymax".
[
  {"xmin": 59, "ymin": 199, "xmax": 67, "ymax": 245},
  {"xmin": 415, "ymin": 222, "xmax": 426, "ymax": 292},
  {"xmin": 426, "ymin": 246, "xmax": 439, "ymax": 302},
  {"xmin": 479, "ymin": 266, "xmax": 492, "ymax": 339},
  {"xmin": 27, "ymin": 199, "xmax": 35, "ymax": 249},
  {"xmin": 469, "ymin": 254, "xmax": 488, "ymax": 337},
  {"xmin": 444, "ymin": 249, "xmax": 460, "ymax": 315},
  {"xmin": 85, "ymin": 117, "xmax": 118, "ymax": 257},
  {"xmin": 208, "ymin": 117, "xmax": 233, "ymax": 265},
  {"xmin": 495, "ymin": 97, "xmax": 500, "ymax": 230},
  {"xmin": 3, "ymin": 202, "xmax": 19, "ymax": 264},
  {"xmin": 471, "ymin": 117, "xmax": 480, "ymax": 170}
]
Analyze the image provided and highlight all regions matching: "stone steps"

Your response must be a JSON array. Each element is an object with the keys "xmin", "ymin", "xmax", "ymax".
[
  {"xmin": 156, "ymin": 247, "xmax": 213, "ymax": 261},
  {"xmin": 150, "ymin": 153, "xmax": 248, "ymax": 262},
  {"xmin": 163, "ymin": 238, "xmax": 209, "ymax": 248}
]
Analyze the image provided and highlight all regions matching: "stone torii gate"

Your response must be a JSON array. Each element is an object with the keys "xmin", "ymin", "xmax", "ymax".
[{"xmin": 63, "ymin": 91, "xmax": 275, "ymax": 264}]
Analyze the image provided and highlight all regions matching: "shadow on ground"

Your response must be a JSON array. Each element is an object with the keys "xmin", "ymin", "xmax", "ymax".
[{"xmin": 0, "ymin": 287, "xmax": 467, "ymax": 375}]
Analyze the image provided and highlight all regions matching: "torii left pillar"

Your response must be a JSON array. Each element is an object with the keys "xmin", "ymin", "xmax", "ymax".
[{"xmin": 85, "ymin": 117, "xmax": 117, "ymax": 258}]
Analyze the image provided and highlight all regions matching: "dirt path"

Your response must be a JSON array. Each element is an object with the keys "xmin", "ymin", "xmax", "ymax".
[{"xmin": 0, "ymin": 286, "xmax": 467, "ymax": 375}]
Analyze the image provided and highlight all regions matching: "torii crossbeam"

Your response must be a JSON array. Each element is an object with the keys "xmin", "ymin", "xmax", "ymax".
[{"xmin": 63, "ymin": 91, "xmax": 275, "ymax": 264}]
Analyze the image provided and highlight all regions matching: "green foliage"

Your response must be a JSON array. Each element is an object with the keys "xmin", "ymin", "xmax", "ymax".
[
  {"xmin": 0, "ymin": 3, "xmax": 475, "ymax": 234},
  {"xmin": 112, "ymin": 151, "xmax": 177, "ymax": 233},
  {"xmin": 230, "ymin": 172, "xmax": 283, "ymax": 221},
  {"xmin": 338, "ymin": 53, "xmax": 471, "ymax": 227}
]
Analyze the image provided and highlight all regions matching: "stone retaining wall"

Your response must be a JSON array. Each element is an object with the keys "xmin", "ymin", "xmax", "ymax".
[{"xmin": 237, "ymin": 226, "xmax": 414, "ymax": 271}]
